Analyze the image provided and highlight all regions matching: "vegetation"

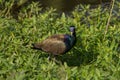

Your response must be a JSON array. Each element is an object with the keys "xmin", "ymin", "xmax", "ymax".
[{"xmin": 0, "ymin": 0, "xmax": 120, "ymax": 80}]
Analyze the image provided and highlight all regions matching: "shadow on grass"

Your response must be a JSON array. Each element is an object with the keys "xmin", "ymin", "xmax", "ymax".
[
  {"xmin": 56, "ymin": 49, "xmax": 98, "ymax": 67},
  {"xmin": 35, "ymin": 48, "xmax": 98, "ymax": 67}
]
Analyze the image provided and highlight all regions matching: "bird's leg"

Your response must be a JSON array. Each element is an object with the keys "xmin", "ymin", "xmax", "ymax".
[
  {"xmin": 48, "ymin": 54, "xmax": 62, "ymax": 65},
  {"xmin": 52, "ymin": 55, "xmax": 58, "ymax": 63},
  {"xmin": 53, "ymin": 55, "xmax": 58, "ymax": 61},
  {"xmin": 53, "ymin": 55, "xmax": 62, "ymax": 65},
  {"xmin": 47, "ymin": 54, "xmax": 52, "ymax": 61}
]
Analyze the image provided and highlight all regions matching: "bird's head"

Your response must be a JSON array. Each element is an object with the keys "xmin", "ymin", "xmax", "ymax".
[{"xmin": 70, "ymin": 26, "xmax": 76, "ymax": 36}]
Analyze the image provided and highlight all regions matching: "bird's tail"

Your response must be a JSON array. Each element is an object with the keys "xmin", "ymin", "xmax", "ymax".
[{"xmin": 31, "ymin": 43, "xmax": 42, "ymax": 50}]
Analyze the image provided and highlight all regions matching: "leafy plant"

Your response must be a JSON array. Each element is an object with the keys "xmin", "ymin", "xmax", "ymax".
[{"xmin": 0, "ymin": 0, "xmax": 120, "ymax": 80}]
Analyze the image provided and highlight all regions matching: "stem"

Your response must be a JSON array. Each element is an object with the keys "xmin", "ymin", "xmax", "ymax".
[{"xmin": 104, "ymin": 0, "xmax": 115, "ymax": 40}]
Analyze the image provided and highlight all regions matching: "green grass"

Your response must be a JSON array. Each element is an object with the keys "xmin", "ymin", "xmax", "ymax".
[{"xmin": 0, "ymin": 0, "xmax": 120, "ymax": 80}]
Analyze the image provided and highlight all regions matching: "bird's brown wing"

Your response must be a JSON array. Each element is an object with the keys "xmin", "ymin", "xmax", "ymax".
[{"xmin": 40, "ymin": 35, "xmax": 66, "ymax": 55}]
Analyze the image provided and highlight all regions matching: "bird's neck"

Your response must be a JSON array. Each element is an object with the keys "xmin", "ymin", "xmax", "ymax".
[{"xmin": 72, "ymin": 32, "xmax": 76, "ymax": 38}]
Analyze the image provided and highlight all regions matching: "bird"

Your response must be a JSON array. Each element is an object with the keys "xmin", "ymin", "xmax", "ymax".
[{"xmin": 32, "ymin": 26, "xmax": 76, "ymax": 60}]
